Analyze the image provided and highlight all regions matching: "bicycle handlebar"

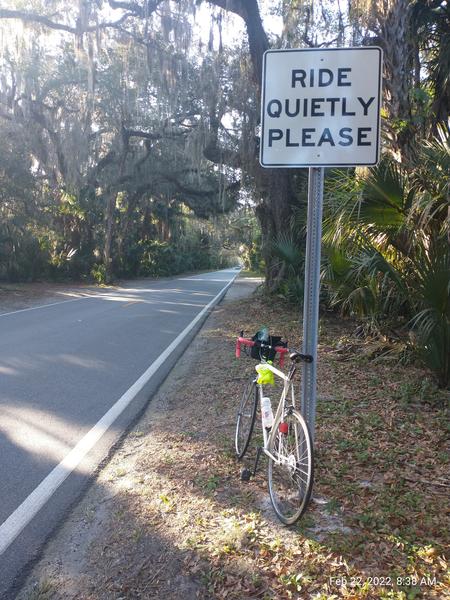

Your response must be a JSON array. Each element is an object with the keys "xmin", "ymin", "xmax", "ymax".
[
  {"xmin": 235, "ymin": 336, "xmax": 289, "ymax": 367},
  {"xmin": 235, "ymin": 336, "xmax": 313, "ymax": 368}
]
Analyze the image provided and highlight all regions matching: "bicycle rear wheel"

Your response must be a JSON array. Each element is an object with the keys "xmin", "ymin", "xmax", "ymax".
[
  {"xmin": 267, "ymin": 409, "xmax": 314, "ymax": 525},
  {"xmin": 235, "ymin": 378, "xmax": 258, "ymax": 459}
]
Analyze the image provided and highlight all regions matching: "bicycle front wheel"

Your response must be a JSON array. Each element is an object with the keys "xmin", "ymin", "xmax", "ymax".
[
  {"xmin": 267, "ymin": 410, "xmax": 314, "ymax": 525},
  {"xmin": 235, "ymin": 378, "xmax": 258, "ymax": 459}
]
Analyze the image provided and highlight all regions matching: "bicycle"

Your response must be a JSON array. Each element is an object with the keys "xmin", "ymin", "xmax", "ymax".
[{"xmin": 234, "ymin": 333, "xmax": 314, "ymax": 525}]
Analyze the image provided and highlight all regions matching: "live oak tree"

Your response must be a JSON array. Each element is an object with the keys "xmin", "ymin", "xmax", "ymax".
[
  {"xmin": 0, "ymin": 0, "xmax": 305, "ymax": 289},
  {"xmin": 0, "ymin": 0, "xmax": 241, "ymax": 282}
]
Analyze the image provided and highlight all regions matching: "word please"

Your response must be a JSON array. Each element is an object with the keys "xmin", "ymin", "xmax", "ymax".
[
  {"xmin": 268, "ymin": 127, "xmax": 373, "ymax": 147},
  {"xmin": 267, "ymin": 97, "xmax": 375, "ymax": 118}
]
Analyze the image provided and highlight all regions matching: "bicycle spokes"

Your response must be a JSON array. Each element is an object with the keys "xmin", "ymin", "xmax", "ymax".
[{"xmin": 267, "ymin": 411, "xmax": 314, "ymax": 525}]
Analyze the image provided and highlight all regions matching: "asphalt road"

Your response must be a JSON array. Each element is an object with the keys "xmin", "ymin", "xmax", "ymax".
[{"xmin": 0, "ymin": 269, "xmax": 238, "ymax": 598}]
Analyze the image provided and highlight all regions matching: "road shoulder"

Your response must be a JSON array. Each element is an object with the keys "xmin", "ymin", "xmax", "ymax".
[
  {"xmin": 16, "ymin": 275, "xmax": 449, "ymax": 600},
  {"xmin": 16, "ymin": 276, "xmax": 262, "ymax": 600}
]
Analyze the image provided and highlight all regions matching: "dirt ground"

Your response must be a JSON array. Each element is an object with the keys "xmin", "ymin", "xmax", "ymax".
[
  {"xmin": 0, "ymin": 282, "xmax": 99, "ymax": 314},
  {"xmin": 7, "ymin": 277, "xmax": 450, "ymax": 600}
]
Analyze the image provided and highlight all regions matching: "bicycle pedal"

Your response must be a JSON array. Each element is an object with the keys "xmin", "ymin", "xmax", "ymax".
[{"xmin": 240, "ymin": 468, "xmax": 252, "ymax": 482}]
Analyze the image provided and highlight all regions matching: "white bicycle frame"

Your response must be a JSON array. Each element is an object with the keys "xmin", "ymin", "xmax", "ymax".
[{"xmin": 255, "ymin": 361, "xmax": 297, "ymax": 465}]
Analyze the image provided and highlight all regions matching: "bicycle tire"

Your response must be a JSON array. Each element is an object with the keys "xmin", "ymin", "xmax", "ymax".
[
  {"xmin": 267, "ymin": 409, "xmax": 314, "ymax": 525},
  {"xmin": 235, "ymin": 378, "xmax": 258, "ymax": 459}
]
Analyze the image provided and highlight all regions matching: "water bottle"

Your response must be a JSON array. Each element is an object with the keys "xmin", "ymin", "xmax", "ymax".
[
  {"xmin": 261, "ymin": 397, "xmax": 274, "ymax": 429},
  {"xmin": 256, "ymin": 326, "xmax": 269, "ymax": 343}
]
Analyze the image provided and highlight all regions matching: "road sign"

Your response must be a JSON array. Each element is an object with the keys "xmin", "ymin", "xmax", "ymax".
[{"xmin": 260, "ymin": 47, "xmax": 382, "ymax": 167}]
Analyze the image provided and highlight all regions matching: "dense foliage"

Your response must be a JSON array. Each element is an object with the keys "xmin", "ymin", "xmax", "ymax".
[
  {"xmin": 0, "ymin": 1, "xmax": 252, "ymax": 282},
  {"xmin": 323, "ymin": 132, "xmax": 449, "ymax": 387}
]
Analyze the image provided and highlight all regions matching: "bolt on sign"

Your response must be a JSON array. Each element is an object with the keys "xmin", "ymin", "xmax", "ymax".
[{"xmin": 260, "ymin": 47, "xmax": 383, "ymax": 168}]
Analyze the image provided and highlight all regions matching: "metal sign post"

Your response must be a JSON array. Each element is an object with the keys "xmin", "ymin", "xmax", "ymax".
[{"xmin": 300, "ymin": 167, "xmax": 324, "ymax": 439}]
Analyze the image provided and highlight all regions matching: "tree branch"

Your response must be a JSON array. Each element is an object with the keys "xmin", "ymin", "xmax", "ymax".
[
  {"xmin": 0, "ymin": 9, "xmax": 77, "ymax": 34},
  {"xmin": 159, "ymin": 173, "xmax": 215, "ymax": 198},
  {"xmin": 107, "ymin": 1, "xmax": 163, "ymax": 18},
  {"xmin": 0, "ymin": 8, "xmax": 145, "ymax": 35},
  {"xmin": 124, "ymin": 128, "xmax": 187, "ymax": 141},
  {"xmin": 94, "ymin": 13, "xmax": 137, "ymax": 31},
  {"xmin": 206, "ymin": 0, "xmax": 269, "ymax": 87},
  {"xmin": 107, "ymin": 1, "xmax": 144, "ymax": 15},
  {"xmin": 203, "ymin": 115, "xmax": 241, "ymax": 170}
]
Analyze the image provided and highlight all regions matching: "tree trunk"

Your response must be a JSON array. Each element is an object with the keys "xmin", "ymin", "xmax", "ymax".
[
  {"xmin": 378, "ymin": 0, "xmax": 415, "ymax": 160},
  {"xmin": 103, "ymin": 192, "xmax": 115, "ymax": 284},
  {"xmin": 208, "ymin": 0, "xmax": 303, "ymax": 291},
  {"xmin": 255, "ymin": 168, "xmax": 295, "ymax": 290}
]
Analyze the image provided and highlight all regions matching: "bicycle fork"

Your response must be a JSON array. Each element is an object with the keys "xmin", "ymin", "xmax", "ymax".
[
  {"xmin": 241, "ymin": 385, "xmax": 268, "ymax": 481},
  {"xmin": 240, "ymin": 441, "xmax": 265, "ymax": 481},
  {"xmin": 241, "ymin": 428, "xmax": 288, "ymax": 480}
]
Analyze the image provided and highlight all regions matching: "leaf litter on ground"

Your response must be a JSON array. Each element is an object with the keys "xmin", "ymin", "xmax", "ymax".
[{"xmin": 19, "ymin": 282, "xmax": 449, "ymax": 600}]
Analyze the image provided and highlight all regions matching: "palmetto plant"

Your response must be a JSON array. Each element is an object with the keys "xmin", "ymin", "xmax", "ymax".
[
  {"xmin": 272, "ymin": 218, "xmax": 306, "ymax": 304},
  {"xmin": 323, "ymin": 131, "xmax": 450, "ymax": 387}
]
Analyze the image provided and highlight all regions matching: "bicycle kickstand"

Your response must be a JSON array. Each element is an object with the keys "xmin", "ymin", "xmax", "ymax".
[{"xmin": 240, "ymin": 447, "xmax": 263, "ymax": 482}]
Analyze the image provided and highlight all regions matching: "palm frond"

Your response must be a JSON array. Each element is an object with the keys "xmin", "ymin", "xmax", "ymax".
[{"xmin": 272, "ymin": 230, "xmax": 303, "ymax": 276}]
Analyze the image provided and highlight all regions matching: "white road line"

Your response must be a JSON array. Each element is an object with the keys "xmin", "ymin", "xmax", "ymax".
[
  {"xmin": 0, "ymin": 269, "xmax": 236, "ymax": 317},
  {"xmin": 0, "ymin": 297, "xmax": 86, "ymax": 318},
  {"xmin": 0, "ymin": 272, "xmax": 238, "ymax": 556}
]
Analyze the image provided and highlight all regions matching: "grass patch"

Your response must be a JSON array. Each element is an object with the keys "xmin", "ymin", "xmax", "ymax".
[{"xmin": 24, "ymin": 580, "xmax": 55, "ymax": 600}]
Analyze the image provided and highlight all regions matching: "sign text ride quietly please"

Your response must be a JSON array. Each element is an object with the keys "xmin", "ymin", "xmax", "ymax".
[{"xmin": 260, "ymin": 47, "xmax": 382, "ymax": 167}]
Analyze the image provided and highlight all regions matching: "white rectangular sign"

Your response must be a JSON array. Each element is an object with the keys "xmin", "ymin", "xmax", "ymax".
[{"xmin": 260, "ymin": 47, "xmax": 382, "ymax": 168}]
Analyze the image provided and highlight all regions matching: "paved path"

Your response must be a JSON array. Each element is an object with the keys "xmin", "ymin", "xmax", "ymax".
[{"xmin": 0, "ymin": 269, "xmax": 238, "ymax": 598}]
